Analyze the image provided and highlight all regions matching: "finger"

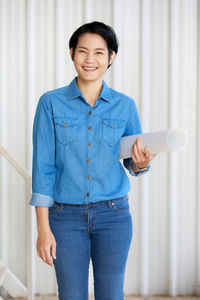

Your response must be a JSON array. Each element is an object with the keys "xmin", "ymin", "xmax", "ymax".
[
  {"xmin": 132, "ymin": 142, "xmax": 140, "ymax": 161},
  {"xmin": 45, "ymin": 248, "xmax": 54, "ymax": 267},
  {"xmin": 37, "ymin": 251, "xmax": 43, "ymax": 262},
  {"xmin": 40, "ymin": 251, "xmax": 47, "ymax": 263},
  {"xmin": 131, "ymin": 142, "xmax": 136, "ymax": 160},
  {"xmin": 137, "ymin": 138, "xmax": 146, "ymax": 159},
  {"xmin": 135, "ymin": 138, "xmax": 146, "ymax": 161},
  {"xmin": 136, "ymin": 137, "xmax": 142, "ymax": 152},
  {"xmin": 144, "ymin": 146, "xmax": 150, "ymax": 159},
  {"xmin": 51, "ymin": 242, "xmax": 57, "ymax": 260},
  {"xmin": 131, "ymin": 150, "xmax": 137, "ymax": 165},
  {"xmin": 40, "ymin": 249, "xmax": 52, "ymax": 267}
]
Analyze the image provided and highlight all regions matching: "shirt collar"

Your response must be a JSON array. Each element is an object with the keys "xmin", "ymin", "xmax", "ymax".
[{"xmin": 67, "ymin": 76, "xmax": 112, "ymax": 103}]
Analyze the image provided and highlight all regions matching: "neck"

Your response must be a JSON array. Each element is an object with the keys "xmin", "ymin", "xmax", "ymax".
[{"xmin": 76, "ymin": 76, "xmax": 103, "ymax": 101}]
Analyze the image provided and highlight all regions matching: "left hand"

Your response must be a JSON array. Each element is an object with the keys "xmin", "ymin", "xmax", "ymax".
[{"xmin": 131, "ymin": 137, "xmax": 157, "ymax": 169}]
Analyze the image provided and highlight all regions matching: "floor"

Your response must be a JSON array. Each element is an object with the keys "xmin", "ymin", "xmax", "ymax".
[
  {"xmin": 36, "ymin": 297, "xmax": 199, "ymax": 300},
  {"xmin": 1, "ymin": 297, "xmax": 200, "ymax": 300}
]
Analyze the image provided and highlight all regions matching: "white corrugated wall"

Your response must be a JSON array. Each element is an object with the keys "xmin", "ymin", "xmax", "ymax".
[{"xmin": 0, "ymin": 0, "xmax": 199, "ymax": 297}]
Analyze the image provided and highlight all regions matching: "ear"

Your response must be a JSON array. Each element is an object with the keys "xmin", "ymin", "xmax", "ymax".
[
  {"xmin": 70, "ymin": 48, "xmax": 74, "ymax": 60},
  {"xmin": 109, "ymin": 51, "xmax": 116, "ymax": 65}
]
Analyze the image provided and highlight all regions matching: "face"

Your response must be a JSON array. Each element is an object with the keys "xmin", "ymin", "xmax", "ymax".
[{"xmin": 70, "ymin": 32, "xmax": 116, "ymax": 83}]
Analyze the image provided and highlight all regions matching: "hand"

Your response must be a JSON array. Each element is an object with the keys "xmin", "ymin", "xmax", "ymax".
[
  {"xmin": 36, "ymin": 230, "xmax": 57, "ymax": 267},
  {"xmin": 131, "ymin": 137, "xmax": 157, "ymax": 169}
]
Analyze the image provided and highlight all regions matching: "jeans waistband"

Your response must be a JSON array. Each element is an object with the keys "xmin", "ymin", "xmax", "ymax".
[{"xmin": 54, "ymin": 194, "xmax": 128, "ymax": 207}]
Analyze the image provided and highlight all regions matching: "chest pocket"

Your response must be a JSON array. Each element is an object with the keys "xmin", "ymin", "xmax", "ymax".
[
  {"xmin": 101, "ymin": 118, "xmax": 126, "ymax": 146},
  {"xmin": 54, "ymin": 117, "xmax": 79, "ymax": 145}
]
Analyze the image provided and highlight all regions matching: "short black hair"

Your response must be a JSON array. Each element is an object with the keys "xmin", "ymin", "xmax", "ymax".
[{"xmin": 69, "ymin": 21, "xmax": 119, "ymax": 69}]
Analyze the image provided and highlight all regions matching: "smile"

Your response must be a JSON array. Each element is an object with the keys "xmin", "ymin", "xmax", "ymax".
[{"xmin": 82, "ymin": 66, "xmax": 98, "ymax": 71}]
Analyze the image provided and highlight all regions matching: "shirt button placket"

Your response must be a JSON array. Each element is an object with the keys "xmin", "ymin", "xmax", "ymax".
[{"xmin": 86, "ymin": 109, "xmax": 93, "ymax": 202}]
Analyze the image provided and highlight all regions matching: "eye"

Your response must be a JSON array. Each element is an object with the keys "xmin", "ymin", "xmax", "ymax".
[
  {"xmin": 96, "ymin": 52, "xmax": 104, "ymax": 55},
  {"xmin": 79, "ymin": 50, "xmax": 86, "ymax": 53}
]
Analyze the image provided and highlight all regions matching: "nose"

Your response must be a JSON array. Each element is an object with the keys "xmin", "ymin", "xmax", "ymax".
[{"xmin": 85, "ymin": 53, "xmax": 95, "ymax": 62}]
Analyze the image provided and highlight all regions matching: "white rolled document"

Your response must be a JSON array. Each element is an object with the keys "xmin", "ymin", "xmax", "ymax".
[{"xmin": 119, "ymin": 128, "xmax": 188, "ymax": 159}]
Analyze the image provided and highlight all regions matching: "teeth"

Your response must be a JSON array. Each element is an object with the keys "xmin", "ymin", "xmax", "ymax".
[{"xmin": 83, "ymin": 67, "xmax": 97, "ymax": 70}]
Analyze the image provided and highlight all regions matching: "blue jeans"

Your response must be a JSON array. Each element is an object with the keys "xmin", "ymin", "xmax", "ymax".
[{"xmin": 49, "ymin": 194, "xmax": 133, "ymax": 300}]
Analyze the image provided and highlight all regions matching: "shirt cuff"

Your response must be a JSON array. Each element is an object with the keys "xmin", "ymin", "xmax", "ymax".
[
  {"xmin": 29, "ymin": 193, "xmax": 54, "ymax": 207},
  {"xmin": 127, "ymin": 159, "xmax": 151, "ymax": 176}
]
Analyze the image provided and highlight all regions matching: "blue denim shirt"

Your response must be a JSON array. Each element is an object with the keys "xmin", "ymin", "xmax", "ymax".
[{"xmin": 29, "ymin": 76, "xmax": 150, "ymax": 207}]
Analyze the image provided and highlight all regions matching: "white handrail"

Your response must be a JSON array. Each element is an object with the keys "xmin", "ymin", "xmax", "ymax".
[
  {"xmin": 0, "ymin": 145, "xmax": 31, "ymax": 180},
  {"xmin": 0, "ymin": 144, "xmax": 34, "ymax": 300}
]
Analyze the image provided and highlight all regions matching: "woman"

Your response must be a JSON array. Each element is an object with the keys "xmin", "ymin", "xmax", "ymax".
[{"xmin": 29, "ymin": 21, "xmax": 156, "ymax": 300}]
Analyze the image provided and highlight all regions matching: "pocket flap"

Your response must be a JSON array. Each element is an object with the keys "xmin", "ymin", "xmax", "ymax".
[
  {"xmin": 54, "ymin": 117, "xmax": 79, "ymax": 127},
  {"xmin": 102, "ymin": 118, "xmax": 126, "ymax": 128}
]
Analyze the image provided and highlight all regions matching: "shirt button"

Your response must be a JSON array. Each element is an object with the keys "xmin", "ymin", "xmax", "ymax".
[
  {"xmin": 88, "ymin": 111, "xmax": 92, "ymax": 115},
  {"xmin": 86, "ymin": 193, "xmax": 90, "ymax": 197},
  {"xmin": 88, "ymin": 126, "xmax": 92, "ymax": 130},
  {"xmin": 113, "ymin": 124, "xmax": 116, "ymax": 127},
  {"xmin": 86, "ymin": 176, "xmax": 90, "ymax": 180},
  {"xmin": 88, "ymin": 143, "xmax": 92, "ymax": 146},
  {"xmin": 64, "ymin": 122, "xmax": 67, "ymax": 126},
  {"xmin": 87, "ymin": 159, "xmax": 91, "ymax": 163}
]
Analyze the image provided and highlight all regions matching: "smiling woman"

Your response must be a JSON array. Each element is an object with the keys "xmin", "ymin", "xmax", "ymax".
[
  {"xmin": 69, "ymin": 32, "xmax": 115, "ymax": 103},
  {"xmin": 29, "ymin": 21, "xmax": 156, "ymax": 300},
  {"xmin": 69, "ymin": 30, "xmax": 117, "ymax": 106}
]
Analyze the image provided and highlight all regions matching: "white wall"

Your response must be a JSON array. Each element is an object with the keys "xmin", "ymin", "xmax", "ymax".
[{"xmin": 0, "ymin": 0, "xmax": 199, "ymax": 297}]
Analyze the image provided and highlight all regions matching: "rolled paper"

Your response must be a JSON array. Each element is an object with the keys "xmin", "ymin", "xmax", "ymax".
[{"xmin": 119, "ymin": 128, "xmax": 188, "ymax": 159}]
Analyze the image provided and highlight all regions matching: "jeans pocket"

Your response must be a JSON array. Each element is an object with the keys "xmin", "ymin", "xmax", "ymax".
[
  {"xmin": 49, "ymin": 202, "xmax": 63, "ymax": 214},
  {"xmin": 110, "ymin": 195, "xmax": 129, "ymax": 212}
]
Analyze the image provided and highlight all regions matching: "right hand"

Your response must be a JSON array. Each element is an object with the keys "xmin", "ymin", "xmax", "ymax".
[
  {"xmin": 131, "ymin": 137, "xmax": 157, "ymax": 169},
  {"xmin": 36, "ymin": 230, "xmax": 57, "ymax": 267}
]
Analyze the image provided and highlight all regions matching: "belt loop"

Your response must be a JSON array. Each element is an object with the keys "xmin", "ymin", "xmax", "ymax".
[{"xmin": 108, "ymin": 200, "xmax": 113, "ymax": 208}]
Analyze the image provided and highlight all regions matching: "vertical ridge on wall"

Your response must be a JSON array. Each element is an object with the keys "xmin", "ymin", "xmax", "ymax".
[
  {"xmin": 196, "ymin": 0, "xmax": 200, "ymax": 295},
  {"xmin": 26, "ymin": 0, "xmax": 37, "ymax": 298},
  {"xmin": 45, "ymin": 0, "xmax": 56, "ymax": 90},
  {"xmin": 55, "ymin": 0, "xmax": 81, "ymax": 87},
  {"xmin": 83, "ymin": 0, "xmax": 92, "ymax": 23},
  {"xmin": 111, "ymin": 0, "xmax": 123, "ymax": 91},
  {"xmin": 168, "ymin": 0, "xmax": 179, "ymax": 295},
  {"xmin": 55, "ymin": 0, "xmax": 66, "ymax": 86},
  {"xmin": 178, "ymin": 0, "xmax": 197, "ymax": 294},
  {"xmin": 26, "ymin": 0, "xmax": 37, "ymax": 173},
  {"xmin": 139, "ymin": 0, "xmax": 151, "ymax": 295},
  {"xmin": 0, "ymin": 0, "xmax": 8, "ymax": 266}
]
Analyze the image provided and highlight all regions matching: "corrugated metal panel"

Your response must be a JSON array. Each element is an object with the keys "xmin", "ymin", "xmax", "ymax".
[{"xmin": 0, "ymin": 0, "xmax": 199, "ymax": 297}]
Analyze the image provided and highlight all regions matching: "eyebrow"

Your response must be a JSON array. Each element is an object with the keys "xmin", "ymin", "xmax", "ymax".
[{"xmin": 77, "ymin": 46, "xmax": 106, "ymax": 51}]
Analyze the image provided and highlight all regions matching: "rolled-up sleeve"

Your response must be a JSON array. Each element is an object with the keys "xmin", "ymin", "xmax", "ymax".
[
  {"xmin": 122, "ymin": 100, "xmax": 151, "ymax": 177},
  {"xmin": 29, "ymin": 94, "xmax": 56, "ymax": 207}
]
